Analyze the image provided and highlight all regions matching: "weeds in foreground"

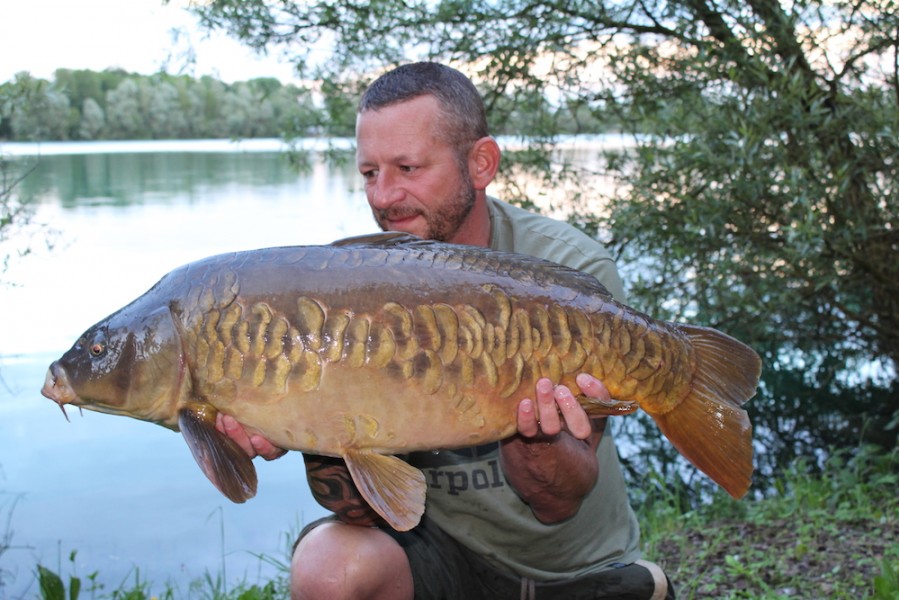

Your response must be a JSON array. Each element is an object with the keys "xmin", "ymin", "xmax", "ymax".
[
  {"xmin": 873, "ymin": 543, "xmax": 899, "ymax": 600},
  {"xmin": 641, "ymin": 445, "xmax": 899, "ymax": 599},
  {"xmin": 36, "ymin": 550, "xmax": 288, "ymax": 600},
  {"xmin": 1, "ymin": 492, "xmax": 28, "ymax": 595}
]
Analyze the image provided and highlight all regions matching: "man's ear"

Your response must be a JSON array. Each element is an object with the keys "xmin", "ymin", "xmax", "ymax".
[{"xmin": 468, "ymin": 136, "xmax": 501, "ymax": 190}]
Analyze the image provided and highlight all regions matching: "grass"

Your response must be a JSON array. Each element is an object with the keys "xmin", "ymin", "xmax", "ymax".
[
  {"xmin": 34, "ymin": 552, "xmax": 289, "ymax": 600},
  {"xmin": 18, "ymin": 445, "xmax": 899, "ymax": 599},
  {"xmin": 641, "ymin": 445, "xmax": 899, "ymax": 599}
]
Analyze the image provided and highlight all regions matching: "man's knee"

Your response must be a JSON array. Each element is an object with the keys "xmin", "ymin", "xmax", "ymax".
[{"xmin": 291, "ymin": 521, "xmax": 413, "ymax": 600}]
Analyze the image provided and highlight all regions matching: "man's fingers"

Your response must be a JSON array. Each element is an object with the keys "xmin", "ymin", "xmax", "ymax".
[
  {"xmin": 217, "ymin": 413, "xmax": 287, "ymax": 460},
  {"xmin": 535, "ymin": 378, "xmax": 562, "ymax": 435},
  {"xmin": 251, "ymin": 434, "xmax": 288, "ymax": 461},
  {"xmin": 553, "ymin": 385, "xmax": 593, "ymax": 440},
  {"xmin": 218, "ymin": 413, "xmax": 256, "ymax": 457},
  {"xmin": 575, "ymin": 373, "xmax": 611, "ymax": 402},
  {"xmin": 517, "ymin": 398, "xmax": 540, "ymax": 437}
]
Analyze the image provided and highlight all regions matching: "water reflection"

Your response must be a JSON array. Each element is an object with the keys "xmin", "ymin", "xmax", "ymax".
[{"xmin": 17, "ymin": 150, "xmax": 356, "ymax": 208}]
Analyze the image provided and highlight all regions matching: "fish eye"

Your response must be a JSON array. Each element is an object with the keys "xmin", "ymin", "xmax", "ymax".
[{"xmin": 86, "ymin": 330, "xmax": 108, "ymax": 358}]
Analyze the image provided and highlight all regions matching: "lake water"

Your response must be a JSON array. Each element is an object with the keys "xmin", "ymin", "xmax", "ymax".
[{"xmin": 0, "ymin": 140, "xmax": 376, "ymax": 596}]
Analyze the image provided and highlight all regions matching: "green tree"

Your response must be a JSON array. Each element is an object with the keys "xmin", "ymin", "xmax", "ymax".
[
  {"xmin": 318, "ymin": 76, "xmax": 365, "ymax": 137},
  {"xmin": 5, "ymin": 72, "xmax": 70, "ymax": 140},
  {"xmin": 145, "ymin": 78, "xmax": 191, "ymax": 138},
  {"xmin": 53, "ymin": 68, "xmax": 128, "ymax": 114},
  {"xmin": 187, "ymin": 75, "xmax": 229, "ymax": 137},
  {"xmin": 2, "ymin": 70, "xmax": 324, "ymax": 142},
  {"xmin": 78, "ymin": 97, "xmax": 106, "ymax": 140},
  {"xmin": 104, "ymin": 78, "xmax": 148, "ymax": 139},
  {"xmin": 222, "ymin": 81, "xmax": 276, "ymax": 137},
  {"xmin": 191, "ymin": 0, "xmax": 898, "ymax": 493}
]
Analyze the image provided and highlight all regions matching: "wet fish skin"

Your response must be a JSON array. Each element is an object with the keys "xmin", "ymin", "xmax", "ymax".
[{"xmin": 41, "ymin": 233, "xmax": 761, "ymax": 531}]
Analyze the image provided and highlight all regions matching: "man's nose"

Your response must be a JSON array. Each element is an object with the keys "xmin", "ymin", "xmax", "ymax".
[{"xmin": 368, "ymin": 171, "xmax": 404, "ymax": 209}]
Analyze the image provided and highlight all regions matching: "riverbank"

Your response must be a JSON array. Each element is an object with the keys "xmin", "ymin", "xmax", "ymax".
[{"xmin": 644, "ymin": 445, "xmax": 898, "ymax": 598}]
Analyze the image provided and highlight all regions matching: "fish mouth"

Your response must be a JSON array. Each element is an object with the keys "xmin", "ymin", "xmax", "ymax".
[{"xmin": 41, "ymin": 362, "xmax": 78, "ymax": 420}]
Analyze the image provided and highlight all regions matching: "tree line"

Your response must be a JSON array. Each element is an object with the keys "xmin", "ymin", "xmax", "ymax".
[
  {"xmin": 0, "ymin": 69, "xmax": 328, "ymax": 142},
  {"xmin": 0, "ymin": 68, "xmax": 611, "ymax": 142}
]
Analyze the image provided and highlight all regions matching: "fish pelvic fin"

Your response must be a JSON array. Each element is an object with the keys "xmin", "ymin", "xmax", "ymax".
[
  {"xmin": 343, "ymin": 450, "xmax": 426, "ymax": 532},
  {"xmin": 650, "ymin": 325, "xmax": 761, "ymax": 499},
  {"xmin": 179, "ymin": 404, "xmax": 258, "ymax": 503}
]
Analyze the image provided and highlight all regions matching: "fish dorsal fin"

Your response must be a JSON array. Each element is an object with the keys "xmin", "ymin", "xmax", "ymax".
[
  {"xmin": 343, "ymin": 450, "xmax": 426, "ymax": 531},
  {"xmin": 330, "ymin": 232, "xmax": 614, "ymax": 299},
  {"xmin": 178, "ymin": 404, "xmax": 258, "ymax": 503},
  {"xmin": 330, "ymin": 232, "xmax": 423, "ymax": 247}
]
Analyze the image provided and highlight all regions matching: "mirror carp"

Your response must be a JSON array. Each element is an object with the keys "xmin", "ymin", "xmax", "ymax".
[{"xmin": 41, "ymin": 233, "xmax": 761, "ymax": 530}]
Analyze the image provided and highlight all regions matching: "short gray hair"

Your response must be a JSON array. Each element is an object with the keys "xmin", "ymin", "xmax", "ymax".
[{"xmin": 358, "ymin": 62, "xmax": 489, "ymax": 153}]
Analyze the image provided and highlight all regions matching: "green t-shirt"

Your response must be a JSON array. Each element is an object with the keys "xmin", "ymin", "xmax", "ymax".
[
  {"xmin": 407, "ymin": 198, "xmax": 642, "ymax": 581},
  {"xmin": 487, "ymin": 197, "xmax": 627, "ymax": 304}
]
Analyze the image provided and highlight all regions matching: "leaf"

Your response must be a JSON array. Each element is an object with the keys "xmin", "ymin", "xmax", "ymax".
[
  {"xmin": 68, "ymin": 576, "xmax": 81, "ymax": 600},
  {"xmin": 37, "ymin": 565, "xmax": 65, "ymax": 600}
]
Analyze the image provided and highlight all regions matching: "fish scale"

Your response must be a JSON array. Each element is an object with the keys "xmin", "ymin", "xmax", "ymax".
[
  {"xmin": 194, "ymin": 250, "xmax": 632, "ymax": 410},
  {"xmin": 41, "ymin": 232, "xmax": 761, "ymax": 531},
  {"xmin": 185, "ymin": 273, "xmax": 618, "ymax": 407}
]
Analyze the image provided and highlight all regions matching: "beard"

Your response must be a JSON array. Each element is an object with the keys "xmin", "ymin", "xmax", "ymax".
[{"xmin": 373, "ymin": 176, "xmax": 477, "ymax": 242}]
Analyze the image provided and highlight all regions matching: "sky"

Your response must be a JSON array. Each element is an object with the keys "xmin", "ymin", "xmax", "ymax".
[{"xmin": 0, "ymin": 0, "xmax": 300, "ymax": 84}]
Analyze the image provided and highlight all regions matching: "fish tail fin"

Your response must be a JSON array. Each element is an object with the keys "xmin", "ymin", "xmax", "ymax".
[{"xmin": 651, "ymin": 325, "xmax": 761, "ymax": 498}]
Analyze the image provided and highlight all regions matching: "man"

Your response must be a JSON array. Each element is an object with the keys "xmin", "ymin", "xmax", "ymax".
[{"xmin": 220, "ymin": 62, "xmax": 674, "ymax": 599}]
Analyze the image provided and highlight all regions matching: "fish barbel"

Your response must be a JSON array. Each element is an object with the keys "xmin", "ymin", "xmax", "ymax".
[{"xmin": 41, "ymin": 233, "xmax": 761, "ymax": 530}]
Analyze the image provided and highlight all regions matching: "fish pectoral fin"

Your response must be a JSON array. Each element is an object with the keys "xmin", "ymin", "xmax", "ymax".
[
  {"xmin": 580, "ymin": 396, "xmax": 639, "ymax": 417},
  {"xmin": 178, "ymin": 406, "xmax": 258, "ymax": 504},
  {"xmin": 343, "ymin": 450, "xmax": 426, "ymax": 532}
]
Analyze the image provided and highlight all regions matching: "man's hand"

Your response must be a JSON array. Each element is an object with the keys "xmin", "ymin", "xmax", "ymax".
[
  {"xmin": 500, "ymin": 373, "xmax": 611, "ymax": 523},
  {"xmin": 515, "ymin": 373, "xmax": 610, "ymax": 440},
  {"xmin": 216, "ymin": 413, "xmax": 287, "ymax": 461}
]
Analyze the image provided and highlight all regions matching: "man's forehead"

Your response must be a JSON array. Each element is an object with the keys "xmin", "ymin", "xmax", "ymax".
[{"xmin": 356, "ymin": 108, "xmax": 448, "ymax": 161}]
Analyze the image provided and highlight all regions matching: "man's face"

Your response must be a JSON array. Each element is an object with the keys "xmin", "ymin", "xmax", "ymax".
[{"xmin": 356, "ymin": 95, "xmax": 476, "ymax": 242}]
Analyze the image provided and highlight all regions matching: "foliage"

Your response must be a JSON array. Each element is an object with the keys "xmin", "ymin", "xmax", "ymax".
[
  {"xmin": 37, "ymin": 556, "xmax": 91, "ymax": 600},
  {"xmin": 642, "ymin": 445, "xmax": 899, "ymax": 598},
  {"xmin": 0, "ymin": 159, "xmax": 30, "ymax": 277},
  {"xmin": 190, "ymin": 0, "xmax": 898, "ymax": 494},
  {"xmin": 874, "ymin": 545, "xmax": 899, "ymax": 600},
  {"xmin": 0, "ymin": 81, "xmax": 47, "ymax": 284},
  {"xmin": 0, "ymin": 494, "xmax": 20, "ymax": 594},
  {"xmin": 0, "ymin": 70, "xmax": 323, "ymax": 142},
  {"xmin": 37, "ymin": 552, "xmax": 163, "ymax": 600},
  {"xmin": 34, "ymin": 547, "xmax": 289, "ymax": 600},
  {"xmin": 0, "ymin": 134, "xmax": 55, "ymax": 286}
]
